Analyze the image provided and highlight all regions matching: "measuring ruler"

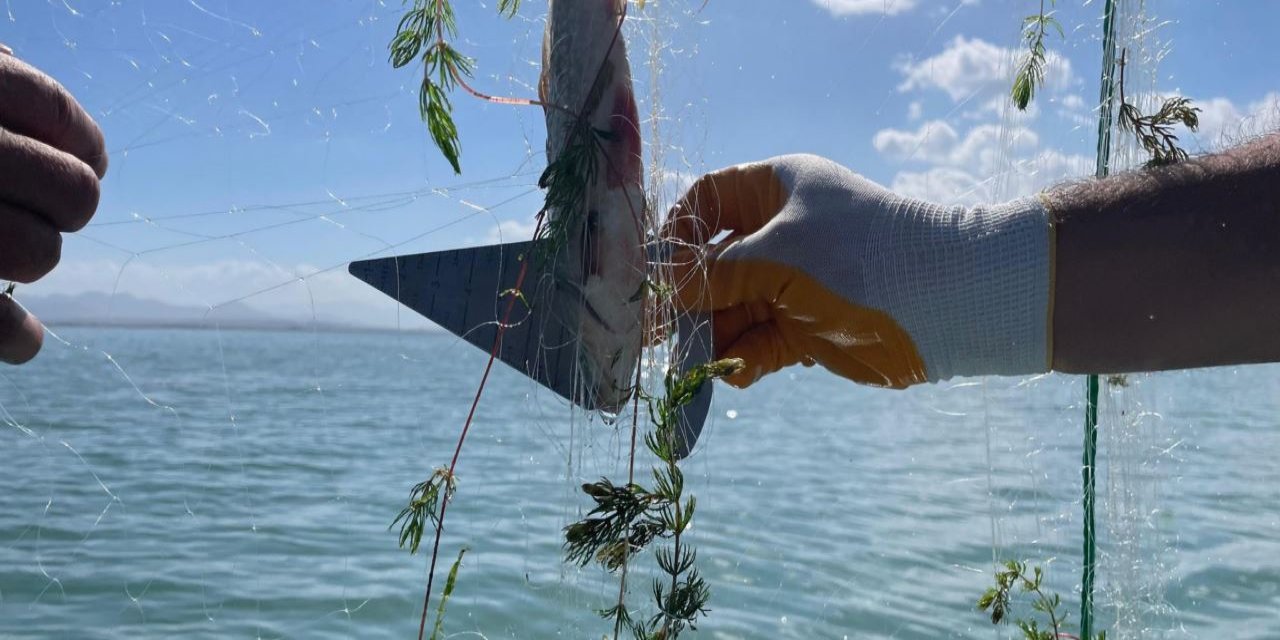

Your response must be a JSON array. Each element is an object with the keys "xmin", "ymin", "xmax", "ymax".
[{"xmin": 349, "ymin": 240, "xmax": 714, "ymax": 458}]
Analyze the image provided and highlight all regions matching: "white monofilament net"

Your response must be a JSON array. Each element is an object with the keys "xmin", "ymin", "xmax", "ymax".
[{"xmin": 1, "ymin": 2, "xmax": 1277, "ymax": 639}]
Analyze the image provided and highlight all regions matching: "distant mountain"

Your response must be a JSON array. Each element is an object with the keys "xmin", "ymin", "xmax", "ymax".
[{"xmin": 17, "ymin": 291, "xmax": 413, "ymax": 332}]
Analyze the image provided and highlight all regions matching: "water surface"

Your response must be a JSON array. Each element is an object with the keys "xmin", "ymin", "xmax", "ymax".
[{"xmin": 1, "ymin": 327, "xmax": 1277, "ymax": 638}]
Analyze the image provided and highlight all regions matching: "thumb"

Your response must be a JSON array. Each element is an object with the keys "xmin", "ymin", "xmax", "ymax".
[
  {"xmin": 718, "ymin": 320, "xmax": 805, "ymax": 388},
  {"xmin": 0, "ymin": 293, "xmax": 44, "ymax": 364},
  {"xmin": 662, "ymin": 162, "xmax": 787, "ymax": 248},
  {"xmin": 669, "ymin": 237, "xmax": 788, "ymax": 314}
]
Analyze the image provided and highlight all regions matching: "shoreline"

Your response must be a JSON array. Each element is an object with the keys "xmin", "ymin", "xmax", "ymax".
[{"xmin": 41, "ymin": 320, "xmax": 443, "ymax": 336}]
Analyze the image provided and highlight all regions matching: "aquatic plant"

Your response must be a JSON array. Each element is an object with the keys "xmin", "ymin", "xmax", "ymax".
[
  {"xmin": 978, "ymin": 560, "xmax": 1108, "ymax": 640},
  {"xmin": 428, "ymin": 548, "xmax": 468, "ymax": 640},
  {"xmin": 386, "ymin": 3, "xmax": 726, "ymax": 639},
  {"xmin": 1116, "ymin": 49, "xmax": 1200, "ymax": 167},
  {"xmin": 1012, "ymin": 5, "xmax": 1199, "ymax": 171},
  {"xmin": 390, "ymin": 467, "xmax": 455, "ymax": 556},
  {"xmin": 388, "ymin": 0, "xmax": 528, "ymax": 174},
  {"xmin": 388, "ymin": 0, "xmax": 612, "ymax": 258},
  {"xmin": 532, "ymin": 79, "xmax": 606, "ymax": 260},
  {"xmin": 1010, "ymin": 5, "xmax": 1195, "ymax": 634},
  {"xmin": 566, "ymin": 358, "xmax": 742, "ymax": 639},
  {"xmin": 1012, "ymin": 0, "xmax": 1061, "ymax": 111},
  {"xmin": 388, "ymin": 0, "xmax": 474, "ymax": 173}
]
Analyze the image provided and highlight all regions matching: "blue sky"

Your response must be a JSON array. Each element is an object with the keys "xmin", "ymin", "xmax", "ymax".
[{"xmin": 2, "ymin": 0, "xmax": 1277, "ymax": 327}]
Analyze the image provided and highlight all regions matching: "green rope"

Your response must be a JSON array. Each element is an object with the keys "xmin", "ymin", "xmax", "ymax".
[
  {"xmin": 1081, "ymin": 375, "xmax": 1100, "ymax": 638},
  {"xmin": 1094, "ymin": 1, "xmax": 1119, "ymax": 180},
  {"xmin": 1081, "ymin": 1, "xmax": 1119, "ymax": 637}
]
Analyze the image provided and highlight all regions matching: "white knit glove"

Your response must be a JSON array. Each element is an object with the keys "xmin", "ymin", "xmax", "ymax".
[{"xmin": 664, "ymin": 154, "xmax": 1053, "ymax": 388}]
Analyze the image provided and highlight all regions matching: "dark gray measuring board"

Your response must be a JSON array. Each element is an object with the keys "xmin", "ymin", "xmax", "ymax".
[
  {"xmin": 349, "ymin": 241, "xmax": 593, "ymax": 409},
  {"xmin": 349, "ymin": 239, "xmax": 716, "ymax": 458}
]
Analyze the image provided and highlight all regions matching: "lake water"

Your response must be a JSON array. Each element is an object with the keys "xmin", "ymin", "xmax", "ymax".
[{"xmin": 1, "ymin": 327, "xmax": 1277, "ymax": 639}]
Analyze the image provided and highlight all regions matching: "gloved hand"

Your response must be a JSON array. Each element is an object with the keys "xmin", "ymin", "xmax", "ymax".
[
  {"xmin": 0, "ymin": 44, "xmax": 108, "ymax": 364},
  {"xmin": 663, "ymin": 154, "xmax": 1053, "ymax": 389}
]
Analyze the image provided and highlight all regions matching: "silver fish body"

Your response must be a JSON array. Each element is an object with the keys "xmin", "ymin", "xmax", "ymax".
[{"xmin": 540, "ymin": 0, "xmax": 647, "ymax": 413}]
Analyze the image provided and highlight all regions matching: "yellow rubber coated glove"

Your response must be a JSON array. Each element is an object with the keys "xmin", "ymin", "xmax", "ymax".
[{"xmin": 663, "ymin": 154, "xmax": 1053, "ymax": 389}]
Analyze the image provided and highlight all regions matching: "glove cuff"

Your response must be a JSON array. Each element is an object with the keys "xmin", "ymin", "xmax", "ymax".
[{"xmin": 879, "ymin": 195, "xmax": 1053, "ymax": 382}]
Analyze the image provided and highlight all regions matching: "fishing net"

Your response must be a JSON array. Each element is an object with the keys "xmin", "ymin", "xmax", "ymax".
[{"xmin": 1, "ymin": 1, "xmax": 1277, "ymax": 638}]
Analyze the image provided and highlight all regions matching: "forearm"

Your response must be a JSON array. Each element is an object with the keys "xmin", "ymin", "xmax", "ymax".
[{"xmin": 1048, "ymin": 133, "xmax": 1280, "ymax": 374}]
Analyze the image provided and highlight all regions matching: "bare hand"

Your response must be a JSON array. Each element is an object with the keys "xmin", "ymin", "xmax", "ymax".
[{"xmin": 0, "ymin": 45, "xmax": 107, "ymax": 363}]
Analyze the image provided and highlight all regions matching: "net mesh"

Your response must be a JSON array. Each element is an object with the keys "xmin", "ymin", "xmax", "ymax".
[{"xmin": 0, "ymin": 1, "xmax": 1277, "ymax": 638}]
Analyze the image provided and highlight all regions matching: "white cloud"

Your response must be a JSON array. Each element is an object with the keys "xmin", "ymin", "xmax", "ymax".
[
  {"xmin": 660, "ymin": 167, "xmax": 699, "ymax": 197},
  {"xmin": 873, "ymin": 120, "xmax": 1038, "ymax": 170},
  {"xmin": 889, "ymin": 166, "xmax": 986, "ymax": 204},
  {"xmin": 485, "ymin": 218, "xmax": 540, "ymax": 244},
  {"xmin": 872, "ymin": 119, "xmax": 1088, "ymax": 205},
  {"xmin": 811, "ymin": 0, "xmax": 917, "ymax": 17},
  {"xmin": 1061, "ymin": 94, "xmax": 1086, "ymax": 111},
  {"xmin": 874, "ymin": 31, "xmax": 1118, "ymax": 207},
  {"xmin": 643, "ymin": 167, "xmax": 701, "ymax": 213},
  {"xmin": 876, "ymin": 34, "xmax": 1093, "ymax": 206},
  {"xmin": 872, "ymin": 120, "xmax": 960, "ymax": 163},
  {"xmin": 890, "ymin": 148, "xmax": 1090, "ymax": 205},
  {"xmin": 895, "ymin": 36, "xmax": 1074, "ymax": 104},
  {"xmin": 1192, "ymin": 96, "xmax": 1243, "ymax": 145},
  {"xmin": 951, "ymin": 124, "xmax": 1039, "ymax": 168},
  {"xmin": 1054, "ymin": 93, "xmax": 1092, "ymax": 128},
  {"xmin": 1186, "ymin": 92, "xmax": 1280, "ymax": 151}
]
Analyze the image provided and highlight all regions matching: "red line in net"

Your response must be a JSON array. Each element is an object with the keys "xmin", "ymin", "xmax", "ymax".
[
  {"xmin": 414, "ymin": 217, "xmax": 541, "ymax": 640},
  {"xmin": 413, "ymin": 5, "xmax": 632, "ymax": 639}
]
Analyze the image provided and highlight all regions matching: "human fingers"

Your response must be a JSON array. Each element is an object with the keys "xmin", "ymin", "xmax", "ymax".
[
  {"xmin": 707, "ymin": 304, "xmax": 909, "ymax": 389},
  {"xmin": 716, "ymin": 320, "xmax": 805, "ymax": 388},
  {"xmin": 646, "ymin": 299, "xmax": 770, "ymax": 354},
  {"xmin": 0, "ymin": 49, "xmax": 108, "ymax": 178},
  {"xmin": 660, "ymin": 162, "xmax": 786, "ymax": 248},
  {"xmin": 720, "ymin": 321, "xmax": 913, "ymax": 390},
  {"xmin": 710, "ymin": 302, "xmax": 773, "ymax": 357},
  {"xmin": 0, "ymin": 127, "xmax": 101, "ymax": 231},
  {"xmin": 670, "ymin": 240, "xmax": 795, "ymax": 313},
  {"xmin": 0, "ymin": 293, "xmax": 44, "ymax": 364},
  {"xmin": 806, "ymin": 339, "xmax": 905, "ymax": 389},
  {"xmin": 0, "ymin": 201, "xmax": 63, "ymax": 284}
]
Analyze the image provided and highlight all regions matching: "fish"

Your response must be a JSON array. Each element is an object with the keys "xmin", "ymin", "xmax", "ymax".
[
  {"xmin": 537, "ymin": 0, "xmax": 647, "ymax": 413},
  {"xmin": 350, "ymin": 0, "xmax": 715, "ymax": 455}
]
